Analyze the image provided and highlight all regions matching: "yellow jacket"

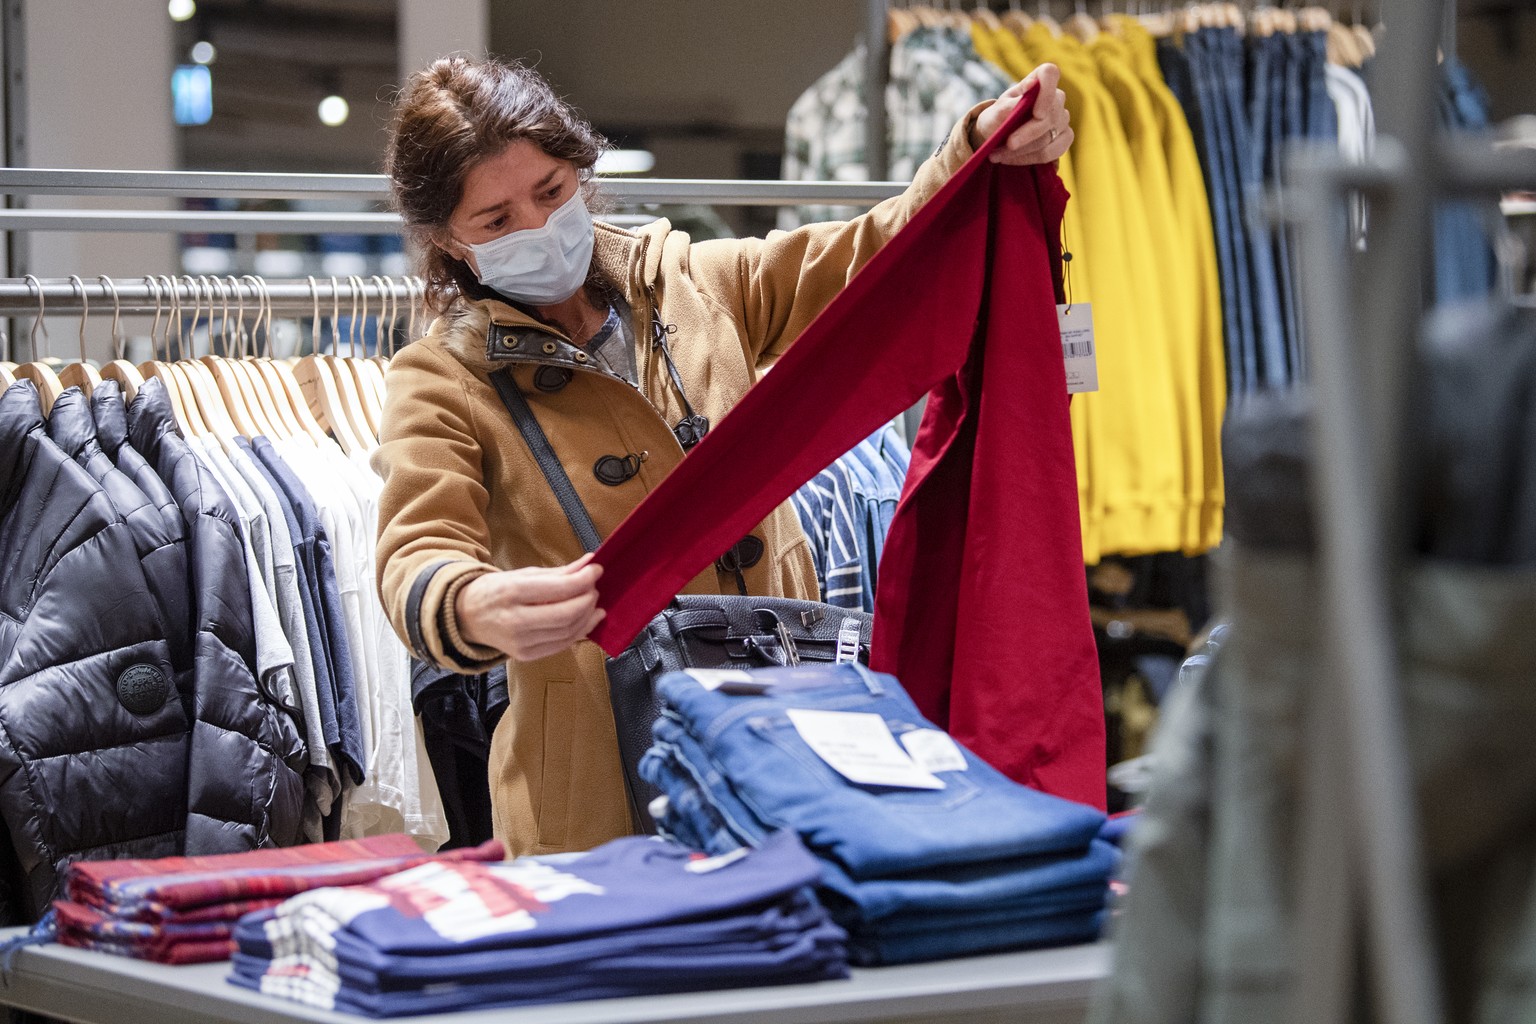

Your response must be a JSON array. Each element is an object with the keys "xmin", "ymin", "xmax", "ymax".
[
  {"xmin": 1118, "ymin": 17, "xmax": 1227, "ymax": 550},
  {"xmin": 1024, "ymin": 27, "xmax": 1187, "ymax": 560},
  {"xmin": 1090, "ymin": 34, "xmax": 1206, "ymax": 555}
]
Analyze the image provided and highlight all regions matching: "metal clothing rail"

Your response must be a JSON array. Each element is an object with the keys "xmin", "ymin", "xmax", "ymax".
[
  {"xmin": 0, "ymin": 169, "xmax": 912, "ymax": 234},
  {"xmin": 0, "ymin": 209, "xmax": 405, "ymax": 235},
  {"xmin": 0, "ymin": 275, "xmax": 425, "ymax": 316}
]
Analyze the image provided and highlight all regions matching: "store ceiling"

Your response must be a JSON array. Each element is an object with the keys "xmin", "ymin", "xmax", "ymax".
[{"xmin": 175, "ymin": 0, "xmax": 398, "ymax": 173}]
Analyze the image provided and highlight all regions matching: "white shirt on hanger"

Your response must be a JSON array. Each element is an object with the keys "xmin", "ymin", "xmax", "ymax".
[
  {"xmin": 192, "ymin": 438, "xmax": 300, "ymax": 721},
  {"xmin": 277, "ymin": 436, "xmax": 447, "ymax": 851},
  {"xmin": 229, "ymin": 440, "xmax": 339, "ymax": 841}
]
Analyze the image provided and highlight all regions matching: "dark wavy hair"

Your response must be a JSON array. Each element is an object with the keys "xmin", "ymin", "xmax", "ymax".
[{"xmin": 384, "ymin": 56, "xmax": 610, "ymax": 315}]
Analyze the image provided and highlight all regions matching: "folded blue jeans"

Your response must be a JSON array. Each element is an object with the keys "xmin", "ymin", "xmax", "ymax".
[
  {"xmin": 848, "ymin": 908, "xmax": 1108, "ymax": 966},
  {"xmin": 647, "ymin": 729, "xmax": 1118, "ymax": 927},
  {"xmin": 650, "ymin": 665, "xmax": 1104, "ymax": 877}
]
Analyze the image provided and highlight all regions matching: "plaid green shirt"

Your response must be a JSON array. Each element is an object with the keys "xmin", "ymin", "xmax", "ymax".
[{"xmin": 778, "ymin": 27, "xmax": 1010, "ymax": 230}]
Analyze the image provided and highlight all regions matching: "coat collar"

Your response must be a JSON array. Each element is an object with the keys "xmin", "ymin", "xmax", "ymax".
[{"xmin": 434, "ymin": 218, "xmax": 670, "ymax": 374}]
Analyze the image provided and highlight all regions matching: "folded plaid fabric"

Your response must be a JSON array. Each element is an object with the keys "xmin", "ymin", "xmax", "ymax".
[
  {"xmin": 49, "ymin": 836, "xmax": 505, "ymax": 964},
  {"xmin": 66, "ymin": 836, "xmax": 504, "ymax": 920}
]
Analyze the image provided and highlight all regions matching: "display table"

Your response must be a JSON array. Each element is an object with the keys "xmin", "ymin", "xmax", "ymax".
[{"xmin": 0, "ymin": 931, "xmax": 1108, "ymax": 1024}]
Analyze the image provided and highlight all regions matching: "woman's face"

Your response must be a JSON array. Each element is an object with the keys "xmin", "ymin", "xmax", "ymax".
[{"xmin": 442, "ymin": 139, "xmax": 582, "ymax": 272}]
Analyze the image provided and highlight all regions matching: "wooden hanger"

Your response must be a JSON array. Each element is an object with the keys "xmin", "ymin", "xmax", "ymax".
[
  {"xmin": 198, "ymin": 276, "xmax": 263, "ymax": 438},
  {"xmin": 214, "ymin": 276, "xmax": 269, "ymax": 431},
  {"xmin": 16, "ymin": 275, "xmax": 65, "ymax": 415},
  {"xmin": 1066, "ymin": 0, "xmax": 1100, "ymax": 39},
  {"xmin": 139, "ymin": 275, "xmax": 202, "ymax": 436},
  {"xmin": 268, "ymin": 359, "xmax": 331, "ymax": 445},
  {"xmin": 226, "ymin": 276, "xmax": 287, "ymax": 439},
  {"xmin": 252, "ymin": 278, "xmax": 324, "ymax": 444},
  {"xmin": 174, "ymin": 277, "xmax": 242, "ymax": 446},
  {"xmin": 1001, "ymin": 0, "xmax": 1034, "ymax": 34},
  {"xmin": 323, "ymin": 276, "xmax": 377, "ymax": 448},
  {"xmin": 96, "ymin": 276, "xmax": 145, "ymax": 401},
  {"xmin": 293, "ymin": 276, "xmax": 367, "ymax": 454},
  {"xmin": 369, "ymin": 275, "xmax": 396, "ymax": 372},
  {"xmin": 325, "ymin": 274, "xmax": 375, "ymax": 445},
  {"xmin": 344, "ymin": 276, "xmax": 385, "ymax": 440},
  {"xmin": 1328, "ymin": 17, "xmax": 1362, "ymax": 65},
  {"xmin": 1032, "ymin": 0, "xmax": 1060, "ymax": 35},
  {"xmin": 167, "ymin": 278, "xmax": 214, "ymax": 437},
  {"xmin": 246, "ymin": 277, "xmax": 307, "ymax": 442},
  {"xmin": 57, "ymin": 276, "xmax": 102, "ymax": 395},
  {"xmin": 355, "ymin": 276, "xmax": 388, "ymax": 423}
]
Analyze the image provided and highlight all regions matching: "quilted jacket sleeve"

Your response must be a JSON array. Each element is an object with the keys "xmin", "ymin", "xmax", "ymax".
[
  {"xmin": 689, "ymin": 104, "xmax": 989, "ymax": 365},
  {"xmin": 372, "ymin": 341, "xmax": 505, "ymax": 675}
]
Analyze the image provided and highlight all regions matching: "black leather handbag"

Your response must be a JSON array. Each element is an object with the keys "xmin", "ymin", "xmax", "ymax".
[
  {"xmin": 490, "ymin": 369, "xmax": 873, "ymax": 833},
  {"xmin": 605, "ymin": 595, "xmax": 872, "ymax": 831}
]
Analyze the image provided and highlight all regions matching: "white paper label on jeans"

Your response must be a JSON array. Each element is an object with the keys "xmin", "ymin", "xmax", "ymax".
[
  {"xmin": 1058, "ymin": 303, "xmax": 1099, "ymax": 394},
  {"xmin": 899, "ymin": 729, "xmax": 970, "ymax": 773},
  {"xmin": 785, "ymin": 709, "xmax": 946, "ymax": 790},
  {"xmin": 684, "ymin": 669, "xmax": 754, "ymax": 691}
]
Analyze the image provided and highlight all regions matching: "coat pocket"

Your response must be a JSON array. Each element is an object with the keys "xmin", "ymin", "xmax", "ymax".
[{"xmin": 535, "ymin": 655, "xmax": 578, "ymax": 850}]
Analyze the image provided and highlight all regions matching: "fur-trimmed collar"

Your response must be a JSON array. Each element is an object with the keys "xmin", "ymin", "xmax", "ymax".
[{"xmin": 432, "ymin": 218, "xmax": 671, "ymax": 372}]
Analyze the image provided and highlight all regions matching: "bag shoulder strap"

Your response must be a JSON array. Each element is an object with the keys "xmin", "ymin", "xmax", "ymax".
[{"xmin": 489, "ymin": 369, "xmax": 601, "ymax": 554}]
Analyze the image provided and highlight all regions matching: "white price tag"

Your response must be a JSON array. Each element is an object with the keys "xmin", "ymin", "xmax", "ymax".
[
  {"xmin": 1058, "ymin": 303, "xmax": 1099, "ymax": 394},
  {"xmin": 684, "ymin": 669, "xmax": 754, "ymax": 691},
  {"xmin": 899, "ymin": 729, "xmax": 970, "ymax": 774},
  {"xmin": 786, "ymin": 709, "xmax": 946, "ymax": 790}
]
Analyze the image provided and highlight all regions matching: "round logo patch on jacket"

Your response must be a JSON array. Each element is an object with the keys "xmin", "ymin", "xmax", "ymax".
[{"xmin": 116, "ymin": 664, "xmax": 171, "ymax": 716}]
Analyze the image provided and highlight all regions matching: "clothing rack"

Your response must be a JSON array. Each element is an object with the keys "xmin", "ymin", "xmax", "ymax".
[
  {"xmin": 0, "ymin": 173, "xmax": 911, "ymax": 360},
  {"xmin": 0, "ymin": 275, "xmax": 425, "ymax": 316},
  {"xmin": 1286, "ymin": 0, "xmax": 1534, "ymax": 1021}
]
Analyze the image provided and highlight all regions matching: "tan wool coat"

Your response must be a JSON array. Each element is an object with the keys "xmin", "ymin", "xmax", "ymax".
[{"xmin": 373, "ymin": 107, "xmax": 985, "ymax": 857}]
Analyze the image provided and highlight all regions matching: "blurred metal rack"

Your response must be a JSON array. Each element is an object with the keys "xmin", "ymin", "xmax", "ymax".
[
  {"xmin": 0, "ymin": 275, "xmax": 423, "ymax": 316},
  {"xmin": 1286, "ymin": 0, "xmax": 1536, "ymax": 1022},
  {"xmin": 0, "ymin": 169, "xmax": 910, "ymax": 234}
]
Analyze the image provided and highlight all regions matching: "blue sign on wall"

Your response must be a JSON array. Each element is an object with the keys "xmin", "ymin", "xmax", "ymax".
[{"xmin": 173, "ymin": 65, "xmax": 213, "ymax": 126}]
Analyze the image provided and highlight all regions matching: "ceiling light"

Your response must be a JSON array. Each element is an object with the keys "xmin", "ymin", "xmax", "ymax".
[
  {"xmin": 190, "ymin": 40, "xmax": 216, "ymax": 65},
  {"xmin": 318, "ymin": 95, "xmax": 349, "ymax": 127},
  {"xmin": 168, "ymin": 0, "xmax": 196, "ymax": 21}
]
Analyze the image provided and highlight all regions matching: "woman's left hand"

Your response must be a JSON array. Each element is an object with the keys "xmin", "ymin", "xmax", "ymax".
[{"xmin": 971, "ymin": 63, "xmax": 1073, "ymax": 165}]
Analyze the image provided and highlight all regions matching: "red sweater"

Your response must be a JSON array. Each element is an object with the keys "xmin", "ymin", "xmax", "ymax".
[{"xmin": 591, "ymin": 89, "xmax": 1105, "ymax": 809}]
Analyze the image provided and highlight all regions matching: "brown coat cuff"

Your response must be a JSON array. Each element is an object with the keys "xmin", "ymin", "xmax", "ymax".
[{"xmin": 411, "ymin": 559, "xmax": 504, "ymax": 673}]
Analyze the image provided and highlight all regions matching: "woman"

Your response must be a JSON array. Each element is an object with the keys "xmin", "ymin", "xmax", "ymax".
[{"xmin": 375, "ymin": 56, "xmax": 1073, "ymax": 856}]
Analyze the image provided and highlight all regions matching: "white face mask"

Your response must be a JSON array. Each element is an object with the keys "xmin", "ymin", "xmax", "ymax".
[{"xmin": 459, "ymin": 189, "xmax": 595, "ymax": 305}]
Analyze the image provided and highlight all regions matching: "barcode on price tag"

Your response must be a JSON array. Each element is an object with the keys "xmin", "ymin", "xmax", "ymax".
[{"xmin": 1058, "ymin": 303, "xmax": 1098, "ymax": 394}]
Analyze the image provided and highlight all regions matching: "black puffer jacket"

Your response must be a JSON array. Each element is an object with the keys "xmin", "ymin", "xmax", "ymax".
[
  {"xmin": 48, "ymin": 388, "xmax": 193, "ymax": 698},
  {"xmin": 0, "ymin": 382, "xmax": 189, "ymax": 923},
  {"xmin": 126, "ymin": 378, "xmax": 305, "ymax": 852}
]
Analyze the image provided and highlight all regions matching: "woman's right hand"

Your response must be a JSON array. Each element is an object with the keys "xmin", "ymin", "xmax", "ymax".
[{"xmin": 455, "ymin": 554, "xmax": 605, "ymax": 662}]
